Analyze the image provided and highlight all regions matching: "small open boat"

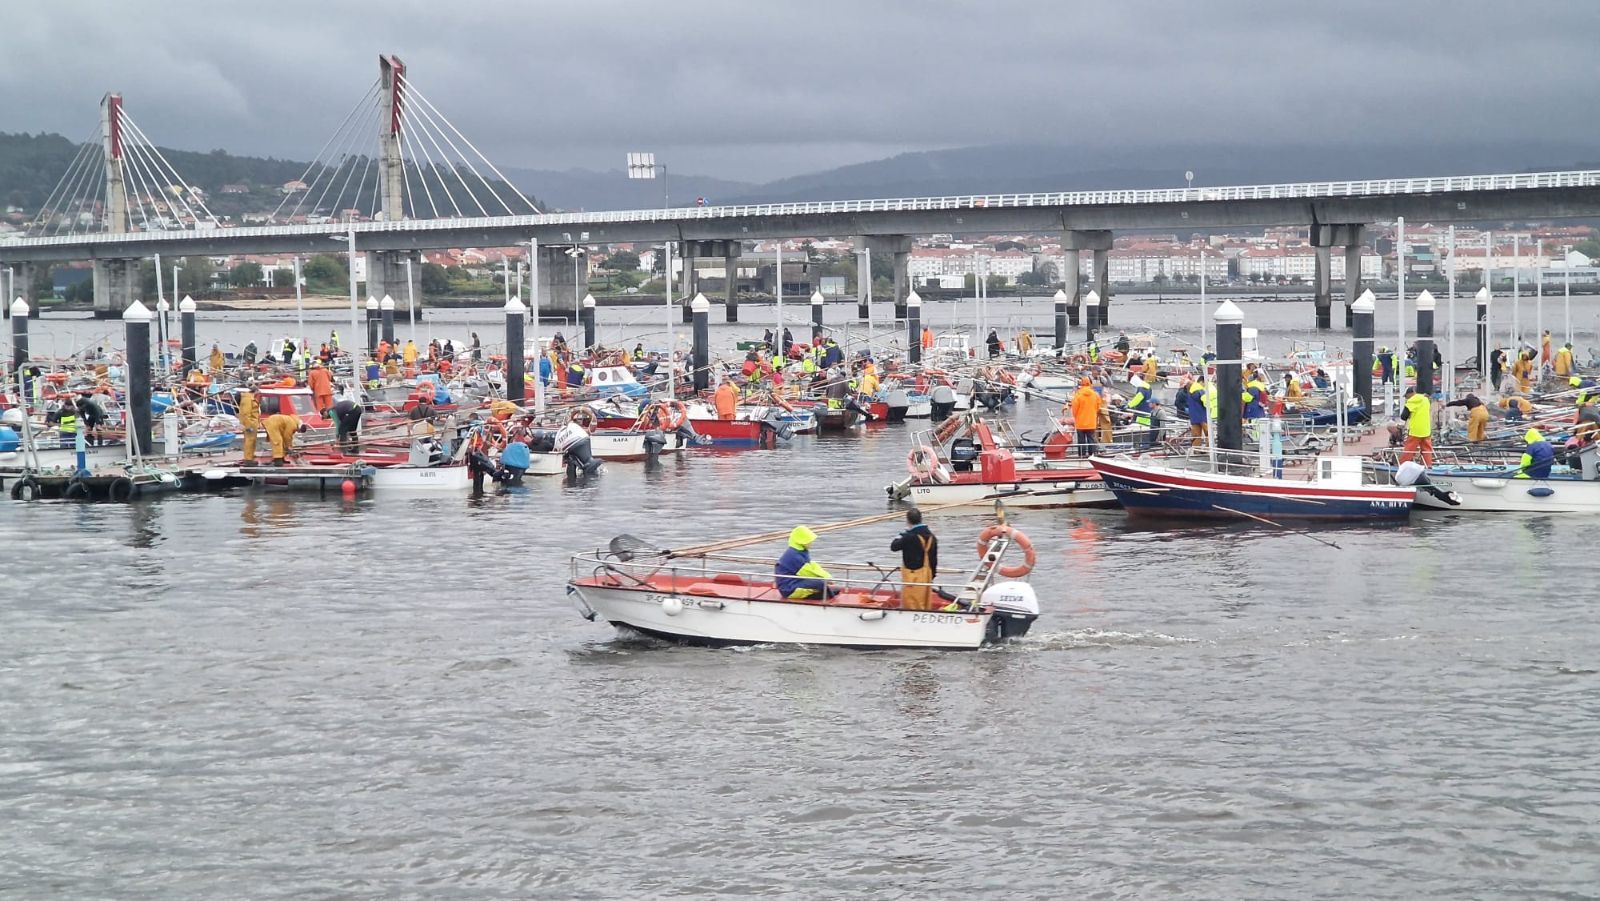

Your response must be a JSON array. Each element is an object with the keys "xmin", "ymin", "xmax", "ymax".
[{"xmin": 568, "ymin": 526, "xmax": 1040, "ymax": 649}]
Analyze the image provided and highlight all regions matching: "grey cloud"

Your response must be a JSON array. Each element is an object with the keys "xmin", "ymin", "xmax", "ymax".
[{"xmin": 4, "ymin": 0, "xmax": 1598, "ymax": 182}]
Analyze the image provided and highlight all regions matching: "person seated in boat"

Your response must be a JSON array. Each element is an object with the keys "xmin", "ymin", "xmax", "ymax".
[
  {"xmin": 775, "ymin": 526, "xmax": 836, "ymax": 600},
  {"xmin": 891, "ymin": 509, "xmax": 938, "ymax": 611},
  {"xmin": 1283, "ymin": 373, "xmax": 1305, "ymax": 401},
  {"xmin": 1517, "ymin": 429, "xmax": 1555, "ymax": 479}
]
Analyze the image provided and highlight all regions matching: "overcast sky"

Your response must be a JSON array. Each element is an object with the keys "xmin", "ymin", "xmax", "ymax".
[{"xmin": 5, "ymin": 1, "xmax": 1598, "ymax": 183}]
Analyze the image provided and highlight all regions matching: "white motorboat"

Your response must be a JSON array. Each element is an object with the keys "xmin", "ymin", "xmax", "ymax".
[
  {"xmin": 368, "ymin": 463, "xmax": 472, "ymax": 491},
  {"xmin": 1408, "ymin": 447, "xmax": 1600, "ymax": 513},
  {"xmin": 568, "ymin": 529, "xmax": 1040, "ymax": 649}
]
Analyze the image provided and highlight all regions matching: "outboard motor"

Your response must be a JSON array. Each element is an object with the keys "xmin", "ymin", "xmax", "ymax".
[
  {"xmin": 949, "ymin": 437, "xmax": 979, "ymax": 472},
  {"xmin": 1579, "ymin": 444, "xmax": 1600, "ymax": 481},
  {"xmin": 884, "ymin": 388, "xmax": 910, "ymax": 423},
  {"xmin": 1395, "ymin": 459, "xmax": 1460, "ymax": 506},
  {"xmin": 676, "ymin": 421, "xmax": 711, "ymax": 446},
  {"xmin": 982, "ymin": 581, "xmax": 1039, "ymax": 641},
  {"xmin": 642, "ymin": 428, "xmax": 668, "ymax": 458},
  {"xmin": 844, "ymin": 397, "xmax": 874, "ymax": 421},
  {"xmin": 930, "ymin": 384, "xmax": 957, "ymax": 421},
  {"xmin": 554, "ymin": 422, "xmax": 603, "ymax": 476}
]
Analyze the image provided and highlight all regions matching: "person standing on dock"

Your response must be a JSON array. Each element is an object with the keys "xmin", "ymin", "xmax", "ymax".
[
  {"xmin": 403, "ymin": 339, "xmax": 419, "ymax": 377},
  {"xmin": 1512, "ymin": 352, "xmax": 1534, "ymax": 394},
  {"xmin": 237, "ymin": 387, "xmax": 260, "ymax": 462},
  {"xmin": 1399, "ymin": 388, "xmax": 1435, "ymax": 467},
  {"xmin": 264, "ymin": 411, "xmax": 303, "ymax": 466},
  {"xmin": 208, "ymin": 343, "xmax": 225, "ymax": 375},
  {"xmin": 891, "ymin": 509, "xmax": 938, "ymax": 611},
  {"xmin": 1069, "ymin": 377, "xmax": 1102, "ymax": 457}
]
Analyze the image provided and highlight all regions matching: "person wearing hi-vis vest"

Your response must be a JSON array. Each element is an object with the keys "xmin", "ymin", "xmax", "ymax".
[{"xmin": 775, "ymin": 526, "xmax": 835, "ymax": 600}]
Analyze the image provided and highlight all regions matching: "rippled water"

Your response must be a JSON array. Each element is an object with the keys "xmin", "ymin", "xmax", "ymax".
[{"xmin": 5, "ymin": 306, "xmax": 1600, "ymax": 898}]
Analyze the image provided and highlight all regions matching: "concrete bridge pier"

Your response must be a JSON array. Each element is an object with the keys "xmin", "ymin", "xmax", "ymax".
[
  {"xmin": 1344, "ymin": 242, "xmax": 1363, "ymax": 328},
  {"xmin": 679, "ymin": 245, "xmax": 697, "ymax": 323},
  {"xmin": 366, "ymin": 251, "xmax": 420, "ymax": 318},
  {"xmin": 1064, "ymin": 231, "xmax": 1111, "ymax": 326},
  {"xmin": 1313, "ymin": 246, "xmax": 1333, "ymax": 330},
  {"xmin": 1092, "ymin": 248, "xmax": 1111, "ymax": 326},
  {"xmin": 1312, "ymin": 224, "xmax": 1364, "ymax": 329},
  {"xmin": 535, "ymin": 244, "xmax": 582, "ymax": 318},
  {"xmin": 92, "ymin": 258, "xmax": 139, "ymax": 319},
  {"xmin": 853, "ymin": 236, "xmax": 913, "ymax": 321},
  {"xmin": 1062, "ymin": 249, "xmax": 1081, "ymax": 326},
  {"xmin": 723, "ymin": 253, "xmax": 739, "ymax": 323}
]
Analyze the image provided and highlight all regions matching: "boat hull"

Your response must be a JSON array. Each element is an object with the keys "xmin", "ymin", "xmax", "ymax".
[
  {"xmin": 569, "ymin": 583, "xmax": 997, "ymax": 649},
  {"xmin": 1413, "ymin": 472, "xmax": 1600, "ymax": 513},
  {"xmin": 907, "ymin": 475, "xmax": 1118, "ymax": 509},
  {"xmin": 1091, "ymin": 456, "xmax": 1413, "ymax": 522},
  {"xmin": 368, "ymin": 464, "xmax": 472, "ymax": 492}
]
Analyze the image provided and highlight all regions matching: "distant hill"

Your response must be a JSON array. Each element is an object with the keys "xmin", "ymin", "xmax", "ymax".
[{"xmin": 8, "ymin": 130, "xmax": 1599, "ymax": 224}]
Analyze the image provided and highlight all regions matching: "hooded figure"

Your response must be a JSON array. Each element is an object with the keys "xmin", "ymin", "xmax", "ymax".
[
  {"xmin": 1518, "ymin": 429, "xmax": 1555, "ymax": 479},
  {"xmin": 775, "ymin": 526, "xmax": 833, "ymax": 599}
]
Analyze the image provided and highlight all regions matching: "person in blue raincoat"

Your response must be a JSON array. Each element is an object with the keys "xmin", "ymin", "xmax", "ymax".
[
  {"xmin": 1516, "ymin": 429, "xmax": 1554, "ymax": 479},
  {"xmin": 775, "ymin": 526, "xmax": 835, "ymax": 599}
]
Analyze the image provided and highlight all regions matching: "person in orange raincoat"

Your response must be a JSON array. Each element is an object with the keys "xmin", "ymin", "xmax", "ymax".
[
  {"xmin": 714, "ymin": 377, "xmax": 739, "ymax": 420},
  {"xmin": 1068, "ymin": 377, "xmax": 1102, "ymax": 458},
  {"xmin": 306, "ymin": 361, "xmax": 335, "ymax": 416}
]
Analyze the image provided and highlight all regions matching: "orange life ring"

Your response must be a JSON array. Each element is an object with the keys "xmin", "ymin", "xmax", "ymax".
[
  {"xmin": 977, "ymin": 525, "xmax": 1036, "ymax": 579},
  {"xmin": 907, "ymin": 446, "xmax": 937, "ymax": 478},
  {"xmin": 653, "ymin": 399, "xmax": 688, "ymax": 431}
]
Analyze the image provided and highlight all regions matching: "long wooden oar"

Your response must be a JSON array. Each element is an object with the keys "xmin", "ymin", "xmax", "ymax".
[
  {"xmin": 1211, "ymin": 504, "xmax": 1343, "ymax": 550},
  {"xmin": 667, "ymin": 498, "xmax": 992, "ymax": 558}
]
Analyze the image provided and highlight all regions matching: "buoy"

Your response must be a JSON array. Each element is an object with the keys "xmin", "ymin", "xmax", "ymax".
[
  {"xmin": 341, "ymin": 479, "xmax": 357, "ymax": 498},
  {"xmin": 661, "ymin": 597, "xmax": 683, "ymax": 616}
]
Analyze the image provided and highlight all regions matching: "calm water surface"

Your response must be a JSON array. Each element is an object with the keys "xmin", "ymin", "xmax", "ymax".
[{"xmin": 3, "ymin": 303, "xmax": 1599, "ymax": 898}]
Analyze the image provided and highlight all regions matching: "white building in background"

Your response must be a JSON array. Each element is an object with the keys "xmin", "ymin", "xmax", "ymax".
[
  {"xmin": 1235, "ymin": 247, "xmax": 1382, "ymax": 281},
  {"xmin": 906, "ymin": 249, "xmax": 1035, "ymax": 283}
]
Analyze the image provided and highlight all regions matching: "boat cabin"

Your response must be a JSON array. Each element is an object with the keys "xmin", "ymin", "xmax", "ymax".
[
  {"xmin": 256, "ymin": 386, "xmax": 319, "ymax": 418},
  {"xmin": 587, "ymin": 365, "xmax": 650, "ymax": 398}
]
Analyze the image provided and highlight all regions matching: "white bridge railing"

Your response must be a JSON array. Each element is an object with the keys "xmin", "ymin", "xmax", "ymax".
[{"xmin": 9, "ymin": 169, "xmax": 1600, "ymax": 250}]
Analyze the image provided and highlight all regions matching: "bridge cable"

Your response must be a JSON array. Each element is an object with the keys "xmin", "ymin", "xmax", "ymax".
[
  {"xmin": 402, "ymin": 97, "xmax": 472, "ymax": 217},
  {"xmin": 395, "ymin": 72, "xmax": 534, "ymax": 214},
  {"xmin": 28, "ymin": 131, "xmax": 97, "ymax": 235},
  {"xmin": 270, "ymin": 79, "xmax": 380, "ymax": 223},
  {"xmin": 304, "ymin": 99, "xmax": 381, "ymax": 226},
  {"xmin": 54, "ymin": 142, "xmax": 105, "ymax": 236},
  {"xmin": 397, "ymin": 73, "xmax": 538, "ymax": 214},
  {"xmin": 118, "ymin": 110, "xmax": 220, "ymax": 227},
  {"xmin": 285, "ymin": 83, "xmax": 381, "ymax": 224},
  {"xmin": 44, "ymin": 137, "xmax": 102, "ymax": 236}
]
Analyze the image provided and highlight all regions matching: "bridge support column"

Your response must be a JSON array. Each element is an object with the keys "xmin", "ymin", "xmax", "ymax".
[
  {"xmin": 1064, "ymin": 230, "xmax": 1111, "ymax": 327},
  {"xmin": 893, "ymin": 251, "xmax": 908, "ymax": 320},
  {"xmin": 1091, "ymin": 249, "xmax": 1110, "ymax": 327},
  {"xmin": 680, "ymin": 246, "xmax": 696, "ymax": 323},
  {"xmin": 1314, "ymin": 245, "xmax": 1333, "ymax": 330},
  {"xmin": 1063, "ymin": 249, "xmax": 1081, "ymax": 326},
  {"xmin": 1344, "ymin": 242, "xmax": 1362, "ymax": 328},
  {"xmin": 366, "ymin": 251, "xmax": 420, "ymax": 319},
  {"xmin": 535, "ymin": 245, "xmax": 581, "ymax": 318},
  {"xmin": 92, "ymin": 258, "xmax": 139, "ymax": 319},
  {"xmin": 3, "ymin": 263, "xmax": 38, "ymax": 319},
  {"xmin": 1312, "ymin": 223, "xmax": 1364, "ymax": 330},
  {"xmin": 724, "ymin": 254, "xmax": 739, "ymax": 323}
]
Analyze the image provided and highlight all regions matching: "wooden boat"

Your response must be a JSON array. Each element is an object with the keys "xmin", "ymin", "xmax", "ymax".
[
  {"xmin": 1090, "ymin": 453, "xmax": 1414, "ymax": 522},
  {"xmin": 568, "ymin": 529, "xmax": 1040, "ymax": 649}
]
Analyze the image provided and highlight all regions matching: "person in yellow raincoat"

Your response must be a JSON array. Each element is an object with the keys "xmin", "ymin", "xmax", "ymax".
[
  {"xmin": 775, "ymin": 526, "xmax": 834, "ymax": 600},
  {"xmin": 264, "ymin": 412, "xmax": 302, "ymax": 465},
  {"xmin": 890, "ymin": 509, "xmax": 938, "ymax": 611},
  {"xmin": 237, "ymin": 388, "xmax": 260, "ymax": 462},
  {"xmin": 208, "ymin": 343, "xmax": 225, "ymax": 375}
]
